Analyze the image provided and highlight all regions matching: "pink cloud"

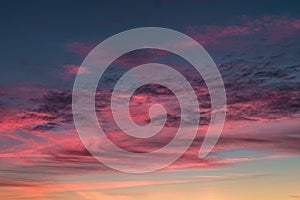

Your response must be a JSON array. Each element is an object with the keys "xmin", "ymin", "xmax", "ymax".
[
  {"xmin": 187, "ymin": 15, "xmax": 300, "ymax": 46},
  {"xmin": 1, "ymin": 78, "xmax": 298, "ymax": 175},
  {"xmin": 65, "ymin": 41, "xmax": 96, "ymax": 57},
  {"xmin": 60, "ymin": 64, "xmax": 90, "ymax": 79},
  {"xmin": 63, "ymin": 16, "xmax": 300, "ymax": 62}
]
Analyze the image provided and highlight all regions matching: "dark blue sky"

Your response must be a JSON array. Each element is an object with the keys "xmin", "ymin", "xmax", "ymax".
[{"xmin": 1, "ymin": 0, "xmax": 300, "ymax": 87}]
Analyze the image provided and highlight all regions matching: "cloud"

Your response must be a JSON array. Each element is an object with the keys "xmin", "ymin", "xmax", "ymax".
[
  {"xmin": 0, "ymin": 58, "xmax": 299, "ymax": 173},
  {"xmin": 65, "ymin": 42, "xmax": 96, "ymax": 58},
  {"xmin": 290, "ymin": 195, "xmax": 300, "ymax": 199},
  {"xmin": 59, "ymin": 64, "xmax": 90, "ymax": 80},
  {"xmin": 187, "ymin": 15, "xmax": 300, "ymax": 46}
]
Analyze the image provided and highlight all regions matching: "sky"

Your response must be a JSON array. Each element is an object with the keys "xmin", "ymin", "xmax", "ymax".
[{"xmin": 0, "ymin": 0, "xmax": 300, "ymax": 199}]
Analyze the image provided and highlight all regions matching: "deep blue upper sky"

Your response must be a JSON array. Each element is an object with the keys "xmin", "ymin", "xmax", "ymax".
[{"xmin": 1, "ymin": 0, "xmax": 300, "ymax": 86}]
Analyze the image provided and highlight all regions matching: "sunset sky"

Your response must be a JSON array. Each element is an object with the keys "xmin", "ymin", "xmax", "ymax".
[{"xmin": 0, "ymin": 0, "xmax": 300, "ymax": 199}]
